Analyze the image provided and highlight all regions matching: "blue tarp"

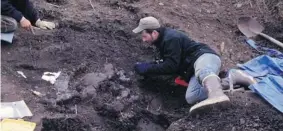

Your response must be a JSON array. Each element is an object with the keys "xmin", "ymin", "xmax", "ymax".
[
  {"xmin": 245, "ymin": 39, "xmax": 283, "ymax": 59},
  {"xmin": 237, "ymin": 55, "xmax": 283, "ymax": 113}
]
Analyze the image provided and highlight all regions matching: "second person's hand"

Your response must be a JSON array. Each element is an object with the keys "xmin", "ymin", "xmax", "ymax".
[{"xmin": 20, "ymin": 17, "xmax": 32, "ymax": 30}]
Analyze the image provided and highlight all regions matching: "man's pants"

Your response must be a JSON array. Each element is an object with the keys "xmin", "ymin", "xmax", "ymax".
[
  {"xmin": 1, "ymin": 15, "xmax": 18, "ymax": 33},
  {"xmin": 185, "ymin": 53, "xmax": 221, "ymax": 104}
]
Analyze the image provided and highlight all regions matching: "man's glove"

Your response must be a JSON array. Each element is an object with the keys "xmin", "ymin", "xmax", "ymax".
[
  {"xmin": 134, "ymin": 63, "xmax": 151, "ymax": 75},
  {"xmin": 35, "ymin": 19, "xmax": 55, "ymax": 30}
]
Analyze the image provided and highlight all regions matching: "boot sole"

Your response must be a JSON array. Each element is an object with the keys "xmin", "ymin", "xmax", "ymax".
[{"xmin": 189, "ymin": 95, "xmax": 230, "ymax": 115}]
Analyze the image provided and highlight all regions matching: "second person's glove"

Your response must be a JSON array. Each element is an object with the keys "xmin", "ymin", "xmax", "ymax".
[{"xmin": 35, "ymin": 19, "xmax": 55, "ymax": 30}]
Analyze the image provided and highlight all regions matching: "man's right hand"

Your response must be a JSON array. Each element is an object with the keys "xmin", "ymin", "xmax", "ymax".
[{"xmin": 20, "ymin": 17, "xmax": 32, "ymax": 30}]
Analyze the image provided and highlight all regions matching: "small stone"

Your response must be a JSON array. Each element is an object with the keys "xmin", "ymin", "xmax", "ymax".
[
  {"xmin": 159, "ymin": 2, "xmax": 164, "ymax": 6},
  {"xmin": 129, "ymin": 71, "xmax": 134, "ymax": 76},
  {"xmin": 128, "ymin": 95, "xmax": 139, "ymax": 102},
  {"xmin": 82, "ymin": 86, "xmax": 97, "ymax": 98},
  {"xmin": 253, "ymin": 123, "xmax": 259, "ymax": 127},
  {"xmin": 54, "ymin": 73, "xmax": 78, "ymax": 102},
  {"xmin": 117, "ymin": 70, "xmax": 130, "ymax": 82},
  {"xmin": 111, "ymin": 85, "xmax": 120, "ymax": 91},
  {"xmin": 220, "ymin": 42, "xmax": 225, "ymax": 54},
  {"xmin": 235, "ymin": 3, "xmax": 243, "ymax": 8},
  {"xmin": 119, "ymin": 85, "xmax": 125, "ymax": 89},
  {"xmin": 121, "ymin": 89, "xmax": 130, "ymax": 98},
  {"xmin": 107, "ymin": 101, "xmax": 124, "ymax": 112},
  {"xmin": 120, "ymin": 112, "xmax": 135, "ymax": 120},
  {"xmin": 137, "ymin": 118, "xmax": 164, "ymax": 131},
  {"xmin": 278, "ymin": 2, "xmax": 283, "ymax": 19},
  {"xmin": 196, "ymin": 114, "xmax": 200, "ymax": 119},
  {"xmin": 117, "ymin": 70, "xmax": 125, "ymax": 76},
  {"xmin": 39, "ymin": 97, "xmax": 56, "ymax": 106},
  {"xmin": 240, "ymin": 118, "xmax": 245, "ymax": 125},
  {"xmin": 82, "ymin": 73, "xmax": 107, "ymax": 87},
  {"xmin": 119, "ymin": 76, "xmax": 130, "ymax": 82},
  {"xmin": 104, "ymin": 64, "xmax": 114, "ymax": 78},
  {"xmin": 55, "ymin": 73, "xmax": 70, "ymax": 91},
  {"xmin": 56, "ymin": 91, "xmax": 76, "ymax": 102}
]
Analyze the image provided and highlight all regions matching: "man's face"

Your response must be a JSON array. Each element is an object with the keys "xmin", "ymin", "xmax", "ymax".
[{"xmin": 141, "ymin": 30, "xmax": 155, "ymax": 44}]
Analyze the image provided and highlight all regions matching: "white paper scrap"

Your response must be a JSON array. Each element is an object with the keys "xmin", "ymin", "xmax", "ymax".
[
  {"xmin": 0, "ymin": 100, "xmax": 33, "ymax": 119},
  {"xmin": 41, "ymin": 71, "xmax": 61, "ymax": 84},
  {"xmin": 16, "ymin": 71, "xmax": 27, "ymax": 78}
]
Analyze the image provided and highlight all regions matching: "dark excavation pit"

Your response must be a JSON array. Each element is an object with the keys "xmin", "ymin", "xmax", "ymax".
[
  {"xmin": 41, "ymin": 117, "xmax": 91, "ymax": 131},
  {"xmin": 45, "ymin": 0, "xmax": 67, "ymax": 5}
]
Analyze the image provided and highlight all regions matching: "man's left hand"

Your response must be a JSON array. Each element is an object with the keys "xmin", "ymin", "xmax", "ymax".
[{"xmin": 134, "ymin": 62, "xmax": 151, "ymax": 75}]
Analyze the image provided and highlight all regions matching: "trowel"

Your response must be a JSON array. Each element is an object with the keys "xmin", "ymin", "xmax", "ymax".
[{"xmin": 237, "ymin": 17, "xmax": 283, "ymax": 49}]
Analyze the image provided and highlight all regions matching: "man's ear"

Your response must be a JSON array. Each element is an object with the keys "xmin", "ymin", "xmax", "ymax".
[
  {"xmin": 152, "ymin": 30, "xmax": 158, "ymax": 34},
  {"xmin": 152, "ymin": 30, "xmax": 159, "ymax": 38}
]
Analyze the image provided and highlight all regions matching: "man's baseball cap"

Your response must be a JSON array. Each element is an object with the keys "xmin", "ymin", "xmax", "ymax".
[{"xmin": 132, "ymin": 16, "xmax": 160, "ymax": 33}]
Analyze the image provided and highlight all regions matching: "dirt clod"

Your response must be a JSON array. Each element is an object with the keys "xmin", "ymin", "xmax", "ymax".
[
  {"xmin": 42, "ymin": 117, "xmax": 91, "ymax": 131},
  {"xmin": 45, "ymin": 0, "xmax": 67, "ymax": 5},
  {"xmin": 82, "ymin": 73, "xmax": 107, "ymax": 87},
  {"xmin": 277, "ymin": 2, "xmax": 283, "ymax": 19},
  {"xmin": 81, "ymin": 85, "xmax": 97, "ymax": 99},
  {"xmin": 136, "ymin": 118, "xmax": 165, "ymax": 131}
]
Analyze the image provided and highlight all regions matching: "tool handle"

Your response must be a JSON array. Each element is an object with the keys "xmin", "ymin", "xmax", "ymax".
[
  {"xmin": 259, "ymin": 33, "xmax": 283, "ymax": 49},
  {"xmin": 30, "ymin": 26, "xmax": 35, "ymax": 35},
  {"xmin": 175, "ymin": 76, "xmax": 188, "ymax": 87}
]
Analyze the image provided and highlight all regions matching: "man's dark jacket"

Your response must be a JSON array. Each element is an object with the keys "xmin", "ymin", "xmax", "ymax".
[
  {"xmin": 144, "ymin": 28, "xmax": 218, "ymax": 80},
  {"xmin": 1, "ymin": 0, "xmax": 39, "ymax": 25}
]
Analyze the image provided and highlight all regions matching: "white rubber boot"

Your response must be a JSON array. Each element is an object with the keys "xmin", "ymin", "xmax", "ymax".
[
  {"xmin": 222, "ymin": 69, "xmax": 257, "ymax": 90},
  {"xmin": 190, "ymin": 75, "xmax": 230, "ymax": 115}
]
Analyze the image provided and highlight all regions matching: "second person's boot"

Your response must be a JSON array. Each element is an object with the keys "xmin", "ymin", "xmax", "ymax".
[{"xmin": 222, "ymin": 69, "xmax": 257, "ymax": 90}]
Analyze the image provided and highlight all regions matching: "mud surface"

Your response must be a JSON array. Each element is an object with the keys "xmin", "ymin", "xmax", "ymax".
[{"xmin": 1, "ymin": 0, "xmax": 283, "ymax": 130}]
